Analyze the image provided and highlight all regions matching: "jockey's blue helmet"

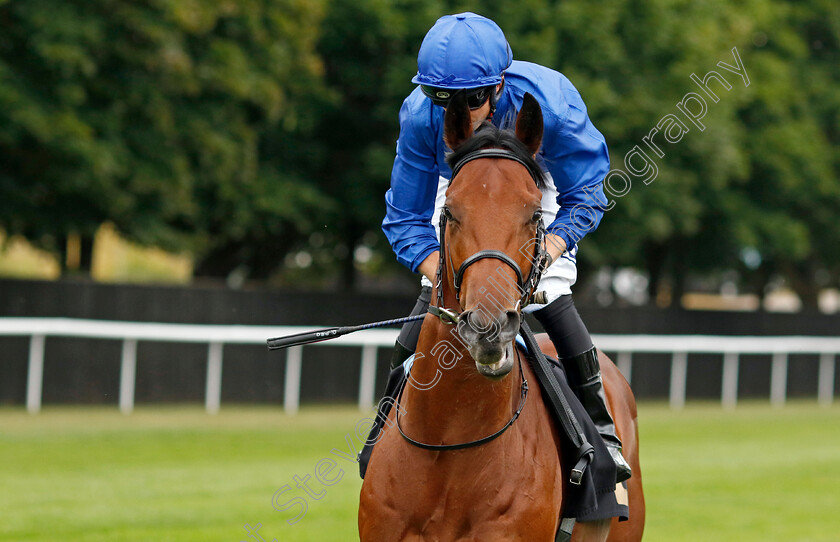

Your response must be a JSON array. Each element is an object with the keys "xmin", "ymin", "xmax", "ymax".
[{"xmin": 412, "ymin": 13, "xmax": 512, "ymax": 111}]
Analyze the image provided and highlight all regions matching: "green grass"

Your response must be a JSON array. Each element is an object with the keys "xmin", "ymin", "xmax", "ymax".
[
  {"xmin": 1, "ymin": 402, "xmax": 839, "ymax": 541},
  {"xmin": 639, "ymin": 402, "xmax": 840, "ymax": 541}
]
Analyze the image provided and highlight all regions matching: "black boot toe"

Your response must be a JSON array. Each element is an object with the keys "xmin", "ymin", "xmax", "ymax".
[{"xmin": 607, "ymin": 444, "xmax": 632, "ymax": 483}]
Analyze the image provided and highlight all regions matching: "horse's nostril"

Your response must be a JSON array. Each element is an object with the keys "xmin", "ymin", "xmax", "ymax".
[
  {"xmin": 503, "ymin": 310, "xmax": 521, "ymax": 335},
  {"xmin": 463, "ymin": 309, "xmax": 492, "ymax": 333},
  {"xmin": 458, "ymin": 308, "xmax": 520, "ymax": 344},
  {"xmin": 456, "ymin": 311, "xmax": 478, "ymax": 341}
]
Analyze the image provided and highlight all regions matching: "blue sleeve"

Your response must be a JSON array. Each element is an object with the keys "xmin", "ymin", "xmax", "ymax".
[
  {"xmin": 541, "ymin": 90, "xmax": 610, "ymax": 251},
  {"xmin": 381, "ymin": 98, "xmax": 441, "ymax": 272}
]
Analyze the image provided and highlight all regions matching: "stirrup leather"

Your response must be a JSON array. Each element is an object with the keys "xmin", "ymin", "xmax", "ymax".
[{"xmin": 562, "ymin": 346, "xmax": 632, "ymax": 483}]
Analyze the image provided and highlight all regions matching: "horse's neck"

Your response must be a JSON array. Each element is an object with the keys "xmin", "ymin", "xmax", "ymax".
[{"xmin": 402, "ymin": 316, "xmax": 519, "ymax": 443}]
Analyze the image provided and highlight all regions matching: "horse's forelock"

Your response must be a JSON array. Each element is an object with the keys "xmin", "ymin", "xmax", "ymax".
[{"xmin": 445, "ymin": 122, "xmax": 546, "ymax": 189}]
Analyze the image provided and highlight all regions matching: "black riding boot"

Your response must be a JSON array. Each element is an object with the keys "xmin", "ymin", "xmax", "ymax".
[
  {"xmin": 389, "ymin": 286, "xmax": 432, "ymax": 369},
  {"xmin": 390, "ymin": 341, "xmax": 415, "ymax": 370},
  {"xmin": 563, "ymin": 346, "xmax": 632, "ymax": 483},
  {"xmin": 533, "ymin": 295, "xmax": 632, "ymax": 483}
]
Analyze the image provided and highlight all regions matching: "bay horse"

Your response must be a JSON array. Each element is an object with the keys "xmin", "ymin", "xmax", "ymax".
[{"xmin": 359, "ymin": 92, "xmax": 645, "ymax": 541}]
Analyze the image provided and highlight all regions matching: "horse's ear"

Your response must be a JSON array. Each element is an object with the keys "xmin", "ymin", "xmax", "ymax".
[
  {"xmin": 515, "ymin": 92, "xmax": 543, "ymax": 156},
  {"xmin": 443, "ymin": 91, "xmax": 473, "ymax": 150}
]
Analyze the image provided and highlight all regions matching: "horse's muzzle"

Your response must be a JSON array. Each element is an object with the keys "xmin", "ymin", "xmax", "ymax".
[{"xmin": 457, "ymin": 309, "xmax": 520, "ymax": 378}]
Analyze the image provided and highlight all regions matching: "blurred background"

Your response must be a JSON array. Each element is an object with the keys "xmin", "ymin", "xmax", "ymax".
[
  {"xmin": 1, "ymin": 2, "xmax": 839, "ymax": 541},
  {"xmin": 1, "ymin": 0, "xmax": 837, "ymax": 306},
  {"xmin": 1, "ymin": 0, "xmax": 838, "ymax": 406}
]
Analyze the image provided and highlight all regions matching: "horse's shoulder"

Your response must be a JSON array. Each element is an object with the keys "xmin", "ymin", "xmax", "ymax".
[{"xmin": 533, "ymin": 332, "xmax": 557, "ymax": 358}]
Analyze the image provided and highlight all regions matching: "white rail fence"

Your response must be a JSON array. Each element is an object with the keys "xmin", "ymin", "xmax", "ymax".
[{"xmin": 0, "ymin": 318, "xmax": 836, "ymax": 414}]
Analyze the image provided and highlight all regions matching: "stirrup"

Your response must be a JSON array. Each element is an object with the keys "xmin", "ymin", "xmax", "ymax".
[{"xmin": 606, "ymin": 443, "xmax": 632, "ymax": 483}]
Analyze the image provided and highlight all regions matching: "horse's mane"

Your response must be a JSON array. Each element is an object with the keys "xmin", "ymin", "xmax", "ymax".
[{"xmin": 445, "ymin": 121, "xmax": 547, "ymax": 189}]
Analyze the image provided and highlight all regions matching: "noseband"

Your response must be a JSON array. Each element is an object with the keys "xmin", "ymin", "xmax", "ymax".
[{"xmin": 430, "ymin": 148, "xmax": 550, "ymax": 323}]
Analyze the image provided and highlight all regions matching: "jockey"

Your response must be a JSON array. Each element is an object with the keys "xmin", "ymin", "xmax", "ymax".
[{"xmin": 382, "ymin": 12, "xmax": 631, "ymax": 482}]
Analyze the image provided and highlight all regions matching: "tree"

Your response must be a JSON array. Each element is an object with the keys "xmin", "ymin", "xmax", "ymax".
[
  {"xmin": 289, "ymin": 0, "xmax": 445, "ymax": 289},
  {"xmin": 3, "ymin": 0, "xmax": 837, "ymax": 302},
  {"xmin": 0, "ymin": 0, "xmax": 329, "ymax": 279},
  {"xmin": 727, "ymin": 0, "xmax": 840, "ymax": 308},
  {"xmin": 456, "ymin": 0, "xmax": 839, "ymax": 308}
]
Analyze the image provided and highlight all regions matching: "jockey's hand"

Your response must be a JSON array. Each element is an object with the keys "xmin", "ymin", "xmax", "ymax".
[
  {"xmin": 418, "ymin": 250, "xmax": 440, "ymax": 283},
  {"xmin": 544, "ymin": 233, "xmax": 566, "ymax": 268}
]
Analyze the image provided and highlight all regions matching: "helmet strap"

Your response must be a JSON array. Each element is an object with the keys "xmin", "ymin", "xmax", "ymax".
[{"xmin": 488, "ymin": 78, "xmax": 504, "ymax": 120}]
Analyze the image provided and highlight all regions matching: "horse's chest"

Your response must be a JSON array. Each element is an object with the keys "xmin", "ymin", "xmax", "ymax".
[
  {"xmin": 392, "ymin": 454, "xmax": 560, "ymax": 539},
  {"xmin": 360, "ymin": 404, "xmax": 564, "ymax": 541},
  {"xmin": 402, "ymin": 482, "xmax": 557, "ymax": 541}
]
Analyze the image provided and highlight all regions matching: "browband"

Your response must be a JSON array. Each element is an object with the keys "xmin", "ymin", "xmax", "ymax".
[{"xmin": 449, "ymin": 148, "xmax": 543, "ymax": 186}]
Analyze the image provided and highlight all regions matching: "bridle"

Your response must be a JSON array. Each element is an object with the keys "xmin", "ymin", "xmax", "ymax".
[
  {"xmin": 398, "ymin": 146, "xmax": 548, "ymax": 453},
  {"xmin": 428, "ymin": 148, "xmax": 550, "ymax": 325}
]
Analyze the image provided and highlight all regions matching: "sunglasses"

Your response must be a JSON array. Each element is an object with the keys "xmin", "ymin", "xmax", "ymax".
[{"xmin": 421, "ymin": 85, "xmax": 493, "ymax": 110}]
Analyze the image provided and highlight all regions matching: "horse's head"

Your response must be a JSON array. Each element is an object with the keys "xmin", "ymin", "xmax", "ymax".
[{"xmin": 439, "ymin": 91, "xmax": 547, "ymax": 379}]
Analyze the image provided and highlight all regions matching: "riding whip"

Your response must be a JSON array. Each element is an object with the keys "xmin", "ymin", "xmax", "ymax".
[{"xmin": 266, "ymin": 314, "xmax": 426, "ymax": 350}]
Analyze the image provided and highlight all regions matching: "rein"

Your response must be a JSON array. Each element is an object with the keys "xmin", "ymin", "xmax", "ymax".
[
  {"xmin": 394, "ymin": 346, "xmax": 529, "ymax": 451},
  {"xmin": 430, "ymin": 147, "xmax": 550, "ymax": 324}
]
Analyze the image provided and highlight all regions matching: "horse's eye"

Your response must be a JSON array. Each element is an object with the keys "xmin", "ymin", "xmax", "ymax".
[
  {"xmin": 531, "ymin": 210, "xmax": 543, "ymax": 223},
  {"xmin": 443, "ymin": 207, "xmax": 455, "ymax": 221}
]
